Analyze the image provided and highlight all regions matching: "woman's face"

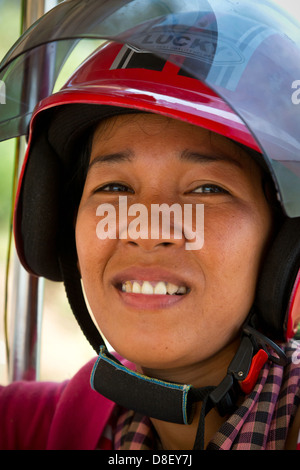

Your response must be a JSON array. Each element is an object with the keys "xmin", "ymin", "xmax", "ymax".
[{"xmin": 75, "ymin": 114, "xmax": 273, "ymax": 370}]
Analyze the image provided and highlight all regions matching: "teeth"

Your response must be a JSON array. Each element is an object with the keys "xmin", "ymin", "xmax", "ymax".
[
  {"xmin": 132, "ymin": 281, "xmax": 141, "ymax": 293},
  {"xmin": 121, "ymin": 280, "xmax": 187, "ymax": 295},
  {"xmin": 177, "ymin": 286, "xmax": 187, "ymax": 294},
  {"xmin": 154, "ymin": 281, "xmax": 167, "ymax": 295},
  {"xmin": 166, "ymin": 282, "xmax": 179, "ymax": 295},
  {"xmin": 141, "ymin": 281, "xmax": 153, "ymax": 294},
  {"xmin": 123, "ymin": 281, "xmax": 133, "ymax": 293}
]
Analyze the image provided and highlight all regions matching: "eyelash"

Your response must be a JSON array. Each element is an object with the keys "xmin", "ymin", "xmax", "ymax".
[
  {"xmin": 191, "ymin": 184, "xmax": 229, "ymax": 195},
  {"xmin": 95, "ymin": 183, "xmax": 134, "ymax": 193},
  {"xmin": 95, "ymin": 183, "xmax": 229, "ymax": 195}
]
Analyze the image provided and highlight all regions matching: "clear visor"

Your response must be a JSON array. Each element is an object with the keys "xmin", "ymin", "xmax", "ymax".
[{"xmin": 1, "ymin": 0, "xmax": 300, "ymax": 216}]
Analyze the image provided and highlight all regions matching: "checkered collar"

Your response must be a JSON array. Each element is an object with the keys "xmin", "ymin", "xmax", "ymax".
[{"xmin": 112, "ymin": 341, "xmax": 300, "ymax": 450}]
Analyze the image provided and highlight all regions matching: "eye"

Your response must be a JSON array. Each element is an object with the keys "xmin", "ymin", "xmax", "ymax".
[
  {"xmin": 192, "ymin": 184, "xmax": 229, "ymax": 195},
  {"xmin": 96, "ymin": 182, "xmax": 134, "ymax": 193}
]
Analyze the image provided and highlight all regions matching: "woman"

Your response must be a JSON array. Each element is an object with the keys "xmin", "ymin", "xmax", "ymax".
[{"xmin": 1, "ymin": 1, "xmax": 300, "ymax": 450}]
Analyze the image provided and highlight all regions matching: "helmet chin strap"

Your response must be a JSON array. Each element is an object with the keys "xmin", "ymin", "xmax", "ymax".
[
  {"xmin": 90, "ymin": 319, "xmax": 287, "ymax": 449},
  {"xmin": 60, "ymin": 248, "xmax": 287, "ymax": 450}
]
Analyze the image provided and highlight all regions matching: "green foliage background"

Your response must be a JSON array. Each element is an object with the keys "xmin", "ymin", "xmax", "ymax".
[{"xmin": 0, "ymin": 0, "xmax": 21, "ymax": 232}]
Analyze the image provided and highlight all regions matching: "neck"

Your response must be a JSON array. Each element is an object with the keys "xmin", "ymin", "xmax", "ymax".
[
  {"xmin": 138, "ymin": 338, "xmax": 241, "ymax": 450},
  {"xmin": 150, "ymin": 404, "xmax": 226, "ymax": 450}
]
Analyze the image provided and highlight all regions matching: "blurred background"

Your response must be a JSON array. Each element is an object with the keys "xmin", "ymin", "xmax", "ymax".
[
  {"xmin": 0, "ymin": 0, "xmax": 99, "ymax": 384},
  {"xmin": 0, "ymin": 0, "xmax": 299, "ymax": 385}
]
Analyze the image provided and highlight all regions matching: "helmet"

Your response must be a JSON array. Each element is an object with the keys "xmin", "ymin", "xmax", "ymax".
[
  {"xmin": 14, "ymin": 40, "xmax": 300, "ymax": 345},
  {"xmin": 15, "ymin": 39, "xmax": 260, "ymax": 281},
  {"xmin": 6, "ymin": 0, "xmax": 300, "ymax": 442}
]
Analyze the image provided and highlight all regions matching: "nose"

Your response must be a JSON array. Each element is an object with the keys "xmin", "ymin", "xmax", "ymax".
[{"xmin": 118, "ymin": 198, "xmax": 187, "ymax": 251}]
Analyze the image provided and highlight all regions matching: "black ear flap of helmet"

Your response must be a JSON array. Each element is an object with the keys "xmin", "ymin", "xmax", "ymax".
[
  {"xmin": 254, "ymin": 217, "xmax": 300, "ymax": 341},
  {"xmin": 18, "ymin": 127, "xmax": 63, "ymax": 282},
  {"xmin": 58, "ymin": 239, "xmax": 104, "ymax": 354}
]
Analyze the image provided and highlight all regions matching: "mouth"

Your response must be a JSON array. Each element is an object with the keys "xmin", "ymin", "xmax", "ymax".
[
  {"xmin": 112, "ymin": 267, "xmax": 190, "ymax": 308},
  {"xmin": 120, "ymin": 280, "xmax": 188, "ymax": 296}
]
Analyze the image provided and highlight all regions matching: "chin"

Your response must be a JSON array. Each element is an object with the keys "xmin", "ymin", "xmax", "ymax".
[{"xmin": 109, "ymin": 338, "xmax": 195, "ymax": 373}]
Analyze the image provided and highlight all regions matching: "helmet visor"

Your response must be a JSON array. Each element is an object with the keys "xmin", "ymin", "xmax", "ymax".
[{"xmin": 1, "ymin": 0, "xmax": 300, "ymax": 216}]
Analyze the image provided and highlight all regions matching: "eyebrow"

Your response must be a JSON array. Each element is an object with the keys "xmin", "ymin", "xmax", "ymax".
[
  {"xmin": 180, "ymin": 149, "xmax": 242, "ymax": 168},
  {"xmin": 87, "ymin": 148, "xmax": 242, "ymax": 172},
  {"xmin": 87, "ymin": 150, "xmax": 133, "ymax": 172}
]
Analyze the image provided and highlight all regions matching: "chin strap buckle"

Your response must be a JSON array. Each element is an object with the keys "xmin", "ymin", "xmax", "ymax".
[
  {"xmin": 209, "ymin": 334, "xmax": 254, "ymax": 416},
  {"xmin": 239, "ymin": 349, "xmax": 268, "ymax": 394},
  {"xmin": 208, "ymin": 327, "xmax": 287, "ymax": 416}
]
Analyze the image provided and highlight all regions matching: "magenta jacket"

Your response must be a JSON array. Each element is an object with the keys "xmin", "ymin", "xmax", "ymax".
[
  {"xmin": 1, "ymin": 343, "xmax": 300, "ymax": 450},
  {"xmin": 0, "ymin": 358, "xmax": 115, "ymax": 450}
]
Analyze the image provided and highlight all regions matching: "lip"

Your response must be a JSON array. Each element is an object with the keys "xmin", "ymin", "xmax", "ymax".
[
  {"xmin": 118, "ymin": 291, "xmax": 187, "ymax": 309},
  {"xmin": 112, "ymin": 266, "xmax": 190, "ymax": 310}
]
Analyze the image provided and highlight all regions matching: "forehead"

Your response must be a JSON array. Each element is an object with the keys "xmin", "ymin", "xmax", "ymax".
[{"xmin": 90, "ymin": 113, "xmax": 260, "ymax": 173}]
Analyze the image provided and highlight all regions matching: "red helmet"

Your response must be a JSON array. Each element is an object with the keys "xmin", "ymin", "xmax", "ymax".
[{"xmin": 14, "ymin": 40, "xmax": 300, "ymax": 345}]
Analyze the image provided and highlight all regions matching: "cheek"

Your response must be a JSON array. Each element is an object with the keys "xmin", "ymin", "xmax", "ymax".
[
  {"xmin": 75, "ymin": 204, "xmax": 115, "ymax": 290},
  {"xmin": 76, "ymin": 228, "xmax": 117, "ymax": 336},
  {"xmin": 200, "ymin": 204, "xmax": 272, "ymax": 312}
]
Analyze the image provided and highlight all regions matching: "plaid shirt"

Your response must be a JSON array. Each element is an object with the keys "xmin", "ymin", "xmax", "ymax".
[{"xmin": 98, "ymin": 340, "xmax": 300, "ymax": 450}]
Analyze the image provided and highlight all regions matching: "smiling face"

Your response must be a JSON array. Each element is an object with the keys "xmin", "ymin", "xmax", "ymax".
[{"xmin": 75, "ymin": 113, "xmax": 273, "ymax": 371}]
